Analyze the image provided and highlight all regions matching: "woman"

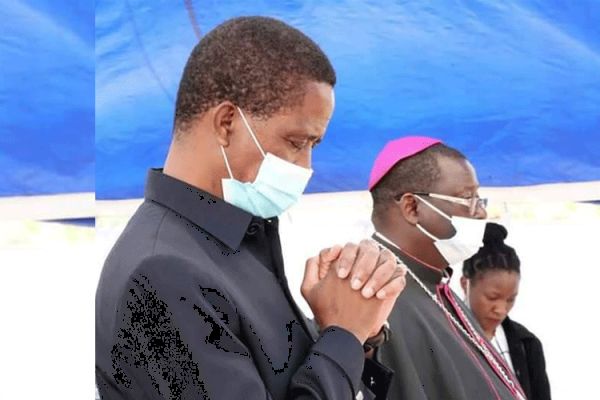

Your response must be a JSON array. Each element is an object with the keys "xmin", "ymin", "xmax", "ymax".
[{"xmin": 461, "ymin": 222, "xmax": 552, "ymax": 400}]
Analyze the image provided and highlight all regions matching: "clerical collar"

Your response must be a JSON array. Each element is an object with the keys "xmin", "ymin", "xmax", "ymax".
[{"xmin": 372, "ymin": 231, "xmax": 453, "ymax": 285}]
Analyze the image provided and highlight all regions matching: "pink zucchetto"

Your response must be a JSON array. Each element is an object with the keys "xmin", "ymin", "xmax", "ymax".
[{"xmin": 368, "ymin": 136, "xmax": 442, "ymax": 191}]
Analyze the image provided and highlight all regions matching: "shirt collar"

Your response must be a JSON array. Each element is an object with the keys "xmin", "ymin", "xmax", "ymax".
[{"xmin": 144, "ymin": 168, "xmax": 254, "ymax": 250}]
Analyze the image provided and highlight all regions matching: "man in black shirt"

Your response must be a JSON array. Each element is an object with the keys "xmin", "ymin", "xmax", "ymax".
[{"xmin": 96, "ymin": 17, "xmax": 405, "ymax": 400}]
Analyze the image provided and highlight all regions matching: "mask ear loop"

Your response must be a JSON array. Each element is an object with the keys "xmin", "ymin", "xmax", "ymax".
[
  {"xmin": 237, "ymin": 106, "xmax": 266, "ymax": 158},
  {"xmin": 414, "ymin": 193, "xmax": 454, "ymax": 243},
  {"xmin": 416, "ymin": 223, "xmax": 440, "ymax": 241},
  {"xmin": 465, "ymin": 279, "xmax": 471, "ymax": 308},
  {"xmin": 414, "ymin": 194, "xmax": 444, "ymax": 242},
  {"xmin": 415, "ymin": 194, "xmax": 452, "ymax": 221},
  {"xmin": 220, "ymin": 146, "xmax": 234, "ymax": 179}
]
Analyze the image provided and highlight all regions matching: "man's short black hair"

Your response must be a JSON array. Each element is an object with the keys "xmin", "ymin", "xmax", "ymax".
[
  {"xmin": 174, "ymin": 16, "xmax": 336, "ymax": 133},
  {"xmin": 371, "ymin": 143, "xmax": 467, "ymax": 214}
]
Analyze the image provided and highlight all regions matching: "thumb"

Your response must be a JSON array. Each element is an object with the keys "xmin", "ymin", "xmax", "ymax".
[
  {"xmin": 301, "ymin": 256, "xmax": 320, "ymax": 300},
  {"xmin": 318, "ymin": 245, "xmax": 343, "ymax": 279},
  {"xmin": 323, "ymin": 245, "xmax": 343, "ymax": 262}
]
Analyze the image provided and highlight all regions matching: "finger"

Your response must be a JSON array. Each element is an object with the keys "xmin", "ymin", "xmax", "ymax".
[
  {"xmin": 375, "ymin": 263, "xmax": 407, "ymax": 300},
  {"xmin": 348, "ymin": 239, "xmax": 380, "ymax": 291},
  {"xmin": 301, "ymin": 256, "xmax": 320, "ymax": 299},
  {"xmin": 335, "ymin": 242, "xmax": 359, "ymax": 279},
  {"xmin": 373, "ymin": 249, "xmax": 406, "ymax": 296},
  {"xmin": 318, "ymin": 245, "xmax": 343, "ymax": 280},
  {"xmin": 360, "ymin": 253, "xmax": 397, "ymax": 299}
]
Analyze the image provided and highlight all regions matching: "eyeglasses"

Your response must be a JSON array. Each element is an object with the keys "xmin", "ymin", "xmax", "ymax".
[{"xmin": 412, "ymin": 192, "xmax": 488, "ymax": 216}]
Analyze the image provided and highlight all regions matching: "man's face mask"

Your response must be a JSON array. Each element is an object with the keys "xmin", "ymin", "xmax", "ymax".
[
  {"xmin": 219, "ymin": 107, "xmax": 313, "ymax": 218},
  {"xmin": 415, "ymin": 194, "xmax": 486, "ymax": 266}
]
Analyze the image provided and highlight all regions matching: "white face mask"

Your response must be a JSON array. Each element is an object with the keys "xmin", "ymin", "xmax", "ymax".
[
  {"xmin": 220, "ymin": 107, "xmax": 313, "ymax": 218},
  {"xmin": 415, "ymin": 195, "xmax": 487, "ymax": 266}
]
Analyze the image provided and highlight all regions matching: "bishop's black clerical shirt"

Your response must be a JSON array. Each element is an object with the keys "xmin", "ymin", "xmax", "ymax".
[{"xmin": 374, "ymin": 235, "xmax": 526, "ymax": 400}]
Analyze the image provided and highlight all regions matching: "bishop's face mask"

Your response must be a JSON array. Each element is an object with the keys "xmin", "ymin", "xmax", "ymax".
[
  {"xmin": 415, "ymin": 194, "xmax": 486, "ymax": 266},
  {"xmin": 220, "ymin": 107, "xmax": 313, "ymax": 219}
]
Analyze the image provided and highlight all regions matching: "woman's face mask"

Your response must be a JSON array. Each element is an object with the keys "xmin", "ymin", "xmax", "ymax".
[{"xmin": 415, "ymin": 194, "xmax": 487, "ymax": 266}]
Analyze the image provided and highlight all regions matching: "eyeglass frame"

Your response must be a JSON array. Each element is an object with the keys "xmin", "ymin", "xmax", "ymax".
[{"xmin": 399, "ymin": 192, "xmax": 488, "ymax": 216}]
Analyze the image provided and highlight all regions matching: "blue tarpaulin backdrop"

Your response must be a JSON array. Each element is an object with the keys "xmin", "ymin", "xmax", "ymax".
[
  {"xmin": 0, "ymin": 0, "xmax": 94, "ymax": 196},
  {"xmin": 2, "ymin": 1, "xmax": 600, "ymax": 199}
]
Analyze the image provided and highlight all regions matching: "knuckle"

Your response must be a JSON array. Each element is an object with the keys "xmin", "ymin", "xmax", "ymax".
[
  {"xmin": 366, "ymin": 273, "xmax": 382, "ymax": 286},
  {"xmin": 339, "ymin": 253, "xmax": 354, "ymax": 266},
  {"xmin": 383, "ymin": 255, "xmax": 397, "ymax": 266},
  {"xmin": 384, "ymin": 285, "xmax": 401, "ymax": 297},
  {"xmin": 345, "ymin": 242, "xmax": 358, "ymax": 251},
  {"xmin": 361, "ymin": 249, "xmax": 379, "ymax": 263},
  {"xmin": 300, "ymin": 284, "xmax": 309, "ymax": 296},
  {"xmin": 396, "ymin": 264, "xmax": 407, "ymax": 276},
  {"xmin": 353, "ymin": 268, "xmax": 368, "ymax": 280},
  {"xmin": 367, "ymin": 245, "xmax": 380, "ymax": 257},
  {"xmin": 382, "ymin": 264, "xmax": 397, "ymax": 281},
  {"xmin": 392, "ymin": 276, "xmax": 407, "ymax": 291},
  {"xmin": 378, "ymin": 260, "xmax": 397, "ymax": 276},
  {"xmin": 383, "ymin": 248, "xmax": 395, "ymax": 260},
  {"xmin": 364, "ymin": 239, "xmax": 379, "ymax": 251}
]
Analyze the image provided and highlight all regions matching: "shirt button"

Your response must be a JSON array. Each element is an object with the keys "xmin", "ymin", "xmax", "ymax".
[{"xmin": 247, "ymin": 222, "xmax": 260, "ymax": 235}]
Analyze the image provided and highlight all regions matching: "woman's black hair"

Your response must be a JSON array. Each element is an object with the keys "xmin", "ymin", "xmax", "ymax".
[{"xmin": 462, "ymin": 222, "xmax": 520, "ymax": 280}]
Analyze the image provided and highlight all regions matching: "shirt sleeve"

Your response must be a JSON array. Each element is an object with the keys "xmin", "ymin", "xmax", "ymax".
[
  {"xmin": 289, "ymin": 327, "xmax": 393, "ymax": 399},
  {"xmin": 361, "ymin": 354, "xmax": 394, "ymax": 399},
  {"xmin": 97, "ymin": 254, "xmax": 392, "ymax": 400}
]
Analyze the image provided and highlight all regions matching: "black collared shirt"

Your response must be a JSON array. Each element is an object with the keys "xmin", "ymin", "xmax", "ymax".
[
  {"xmin": 373, "ymin": 234, "xmax": 524, "ymax": 400},
  {"xmin": 96, "ymin": 169, "xmax": 391, "ymax": 400}
]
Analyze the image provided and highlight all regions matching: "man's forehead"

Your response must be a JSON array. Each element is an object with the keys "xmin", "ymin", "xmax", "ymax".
[
  {"xmin": 271, "ymin": 110, "xmax": 327, "ymax": 138},
  {"xmin": 434, "ymin": 156, "xmax": 479, "ymax": 194},
  {"xmin": 273, "ymin": 83, "xmax": 333, "ymax": 134}
]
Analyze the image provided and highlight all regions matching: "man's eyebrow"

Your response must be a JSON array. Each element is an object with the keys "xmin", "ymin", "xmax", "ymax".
[
  {"xmin": 286, "ymin": 131, "xmax": 321, "ymax": 141},
  {"xmin": 452, "ymin": 192, "xmax": 472, "ymax": 198},
  {"xmin": 459, "ymin": 184, "xmax": 479, "ymax": 194}
]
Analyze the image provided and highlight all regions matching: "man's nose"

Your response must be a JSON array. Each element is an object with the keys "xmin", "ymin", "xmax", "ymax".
[
  {"xmin": 474, "ymin": 206, "xmax": 487, "ymax": 219},
  {"xmin": 297, "ymin": 148, "xmax": 312, "ymax": 169}
]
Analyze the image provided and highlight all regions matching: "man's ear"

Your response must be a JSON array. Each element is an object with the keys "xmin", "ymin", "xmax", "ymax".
[
  {"xmin": 211, "ymin": 101, "xmax": 237, "ymax": 147},
  {"xmin": 397, "ymin": 193, "xmax": 419, "ymax": 225}
]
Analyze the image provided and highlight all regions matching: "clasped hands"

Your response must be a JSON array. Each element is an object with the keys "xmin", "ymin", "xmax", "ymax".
[{"xmin": 302, "ymin": 239, "xmax": 407, "ymax": 344}]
